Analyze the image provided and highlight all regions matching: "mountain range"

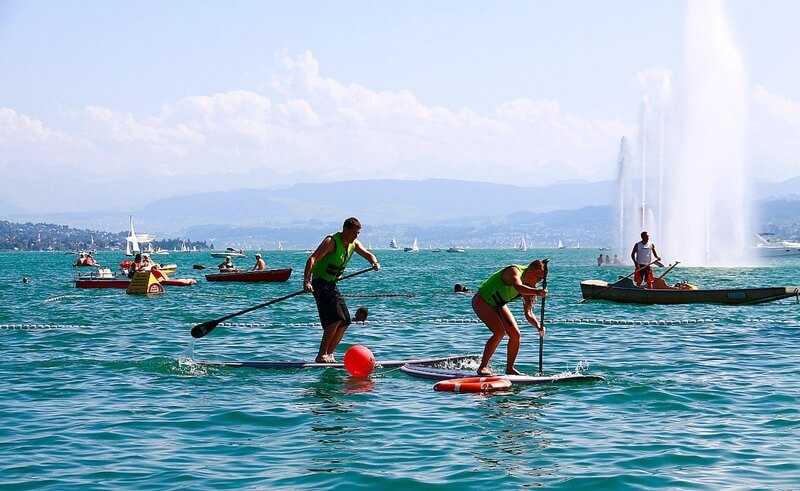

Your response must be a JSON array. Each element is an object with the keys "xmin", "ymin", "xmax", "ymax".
[{"xmin": 2, "ymin": 177, "xmax": 799, "ymax": 249}]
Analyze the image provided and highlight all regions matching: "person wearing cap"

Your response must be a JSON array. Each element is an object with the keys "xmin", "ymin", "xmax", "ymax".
[
  {"xmin": 252, "ymin": 253, "xmax": 266, "ymax": 271},
  {"xmin": 218, "ymin": 256, "xmax": 237, "ymax": 272}
]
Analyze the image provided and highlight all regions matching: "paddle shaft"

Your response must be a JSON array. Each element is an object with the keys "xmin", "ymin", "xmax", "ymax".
[
  {"xmin": 539, "ymin": 259, "xmax": 550, "ymax": 375},
  {"xmin": 657, "ymin": 261, "xmax": 681, "ymax": 280},
  {"xmin": 191, "ymin": 266, "xmax": 375, "ymax": 338},
  {"xmin": 579, "ymin": 259, "xmax": 660, "ymax": 304}
]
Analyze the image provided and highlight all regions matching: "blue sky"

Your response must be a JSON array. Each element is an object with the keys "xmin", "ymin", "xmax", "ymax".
[{"xmin": 1, "ymin": 0, "xmax": 799, "ymax": 213}]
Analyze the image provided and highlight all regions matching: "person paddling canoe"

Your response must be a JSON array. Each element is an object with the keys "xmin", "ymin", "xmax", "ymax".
[
  {"xmin": 473, "ymin": 259, "xmax": 547, "ymax": 376},
  {"xmin": 304, "ymin": 217, "xmax": 380, "ymax": 363}
]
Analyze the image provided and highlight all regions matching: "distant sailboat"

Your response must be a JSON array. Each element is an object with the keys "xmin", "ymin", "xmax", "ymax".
[
  {"xmin": 125, "ymin": 216, "xmax": 156, "ymax": 256},
  {"xmin": 389, "ymin": 238, "xmax": 399, "ymax": 250},
  {"xmin": 516, "ymin": 235, "xmax": 527, "ymax": 252},
  {"xmin": 277, "ymin": 241, "xmax": 283, "ymax": 252},
  {"xmin": 557, "ymin": 240, "xmax": 565, "ymax": 249},
  {"xmin": 404, "ymin": 238, "xmax": 420, "ymax": 253}
]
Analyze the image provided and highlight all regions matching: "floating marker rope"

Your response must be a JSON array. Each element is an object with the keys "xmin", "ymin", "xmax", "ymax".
[
  {"xmin": 343, "ymin": 293, "xmax": 417, "ymax": 298},
  {"xmin": 0, "ymin": 324, "xmax": 91, "ymax": 330}
]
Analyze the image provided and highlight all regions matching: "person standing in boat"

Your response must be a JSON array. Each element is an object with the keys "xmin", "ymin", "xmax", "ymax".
[
  {"xmin": 631, "ymin": 231, "xmax": 661, "ymax": 289},
  {"xmin": 304, "ymin": 217, "xmax": 380, "ymax": 363},
  {"xmin": 473, "ymin": 259, "xmax": 547, "ymax": 376},
  {"xmin": 252, "ymin": 254, "xmax": 266, "ymax": 271}
]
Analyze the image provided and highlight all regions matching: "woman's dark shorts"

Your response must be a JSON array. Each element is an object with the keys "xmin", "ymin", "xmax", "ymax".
[{"xmin": 311, "ymin": 277, "xmax": 351, "ymax": 327}]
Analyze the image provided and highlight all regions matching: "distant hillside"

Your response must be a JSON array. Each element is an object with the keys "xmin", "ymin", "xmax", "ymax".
[{"xmin": 1, "ymin": 177, "xmax": 799, "ymax": 247}]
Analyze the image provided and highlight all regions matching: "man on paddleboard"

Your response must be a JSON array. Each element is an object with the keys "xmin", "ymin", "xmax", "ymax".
[
  {"xmin": 473, "ymin": 259, "xmax": 547, "ymax": 376},
  {"xmin": 304, "ymin": 217, "xmax": 380, "ymax": 363}
]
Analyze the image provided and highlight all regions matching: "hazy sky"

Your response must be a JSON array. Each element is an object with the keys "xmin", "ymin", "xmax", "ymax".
[{"xmin": 1, "ymin": 0, "xmax": 799, "ymax": 213}]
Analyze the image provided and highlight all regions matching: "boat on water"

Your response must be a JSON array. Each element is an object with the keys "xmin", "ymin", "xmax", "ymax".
[
  {"xmin": 276, "ymin": 241, "xmax": 283, "ymax": 252},
  {"xmin": 516, "ymin": 235, "xmax": 527, "ymax": 252},
  {"xmin": 753, "ymin": 233, "xmax": 800, "ymax": 257},
  {"xmin": 75, "ymin": 268, "xmax": 196, "ymax": 289},
  {"xmin": 580, "ymin": 279, "xmax": 800, "ymax": 305},
  {"xmin": 205, "ymin": 268, "xmax": 292, "ymax": 283},
  {"xmin": 404, "ymin": 238, "xmax": 419, "ymax": 253},
  {"xmin": 210, "ymin": 247, "xmax": 246, "ymax": 258},
  {"xmin": 125, "ymin": 216, "xmax": 156, "ymax": 257},
  {"xmin": 389, "ymin": 238, "xmax": 399, "ymax": 250},
  {"xmin": 557, "ymin": 240, "xmax": 565, "ymax": 249},
  {"xmin": 446, "ymin": 246, "xmax": 465, "ymax": 253}
]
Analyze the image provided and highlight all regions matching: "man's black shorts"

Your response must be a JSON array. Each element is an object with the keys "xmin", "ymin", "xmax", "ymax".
[{"xmin": 311, "ymin": 277, "xmax": 351, "ymax": 327}]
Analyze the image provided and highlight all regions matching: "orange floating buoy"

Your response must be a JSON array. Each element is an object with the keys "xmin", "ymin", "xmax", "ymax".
[{"xmin": 433, "ymin": 376, "xmax": 512, "ymax": 393}]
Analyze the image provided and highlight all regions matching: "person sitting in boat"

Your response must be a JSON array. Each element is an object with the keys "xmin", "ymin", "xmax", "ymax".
[
  {"xmin": 472, "ymin": 259, "xmax": 547, "ymax": 376},
  {"xmin": 74, "ymin": 253, "xmax": 86, "ymax": 267},
  {"xmin": 218, "ymin": 256, "xmax": 238, "ymax": 272},
  {"xmin": 252, "ymin": 254, "xmax": 266, "ymax": 271},
  {"xmin": 631, "ymin": 231, "xmax": 661, "ymax": 289},
  {"xmin": 129, "ymin": 253, "xmax": 149, "ymax": 277}
]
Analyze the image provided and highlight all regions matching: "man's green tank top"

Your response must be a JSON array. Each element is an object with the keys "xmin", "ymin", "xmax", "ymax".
[
  {"xmin": 312, "ymin": 232, "xmax": 355, "ymax": 281},
  {"xmin": 478, "ymin": 265, "xmax": 527, "ymax": 308}
]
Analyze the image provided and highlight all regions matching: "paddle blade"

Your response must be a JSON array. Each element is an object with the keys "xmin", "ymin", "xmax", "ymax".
[{"xmin": 191, "ymin": 320, "xmax": 220, "ymax": 338}]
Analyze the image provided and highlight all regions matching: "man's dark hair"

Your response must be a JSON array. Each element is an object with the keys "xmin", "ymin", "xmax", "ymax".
[{"xmin": 343, "ymin": 217, "xmax": 361, "ymax": 230}]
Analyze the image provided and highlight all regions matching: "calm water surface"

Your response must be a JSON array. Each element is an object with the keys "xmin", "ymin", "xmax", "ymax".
[{"xmin": 1, "ymin": 249, "xmax": 799, "ymax": 489}]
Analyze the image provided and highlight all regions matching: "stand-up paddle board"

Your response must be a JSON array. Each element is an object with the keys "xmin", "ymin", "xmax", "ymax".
[
  {"xmin": 192, "ymin": 354, "xmax": 478, "ymax": 370},
  {"xmin": 400, "ymin": 364, "xmax": 604, "ymax": 385}
]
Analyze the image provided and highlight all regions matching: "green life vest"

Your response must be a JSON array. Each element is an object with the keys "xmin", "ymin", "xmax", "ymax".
[
  {"xmin": 478, "ymin": 265, "xmax": 527, "ymax": 308},
  {"xmin": 312, "ymin": 232, "xmax": 355, "ymax": 281}
]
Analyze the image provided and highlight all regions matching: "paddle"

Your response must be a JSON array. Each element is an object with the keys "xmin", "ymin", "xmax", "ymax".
[
  {"xmin": 538, "ymin": 258, "xmax": 550, "ymax": 375},
  {"xmin": 578, "ymin": 258, "xmax": 660, "ymax": 304},
  {"xmin": 191, "ymin": 266, "xmax": 375, "ymax": 339},
  {"xmin": 657, "ymin": 261, "xmax": 680, "ymax": 279}
]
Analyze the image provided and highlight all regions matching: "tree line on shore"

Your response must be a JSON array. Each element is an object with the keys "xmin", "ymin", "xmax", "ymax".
[{"xmin": 0, "ymin": 220, "xmax": 210, "ymax": 252}]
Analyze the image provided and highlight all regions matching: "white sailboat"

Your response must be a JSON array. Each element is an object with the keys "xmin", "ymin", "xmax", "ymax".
[
  {"xmin": 125, "ymin": 216, "xmax": 156, "ymax": 256},
  {"xmin": 516, "ymin": 235, "xmax": 527, "ymax": 252},
  {"xmin": 404, "ymin": 238, "xmax": 420, "ymax": 253},
  {"xmin": 389, "ymin": 238, "xmax": 399, "ymax": 250},
  {"xmin": 557, "ymin": 240, "xmax": 565, "ymax": 249},
  {"xmin": 180, "ymin": 241, "xmax": 189, "ymax": 253},
  {"xmin": 277, "ymin": 241, "xmax": 284, "ymax": 252}
]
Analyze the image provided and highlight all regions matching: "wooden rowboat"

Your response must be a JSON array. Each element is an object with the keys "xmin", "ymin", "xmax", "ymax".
[
  {"xmin": 205, "ymin": 268, "xmax": 292, "ymax": 283},
  {"xmin": 580, "ymin": 280, "xmax": 800, "ymax": 305}
]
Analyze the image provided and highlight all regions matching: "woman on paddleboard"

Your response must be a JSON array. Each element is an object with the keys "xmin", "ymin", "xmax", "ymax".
[{"xmin": 473, "ymin": 259, "xmax": 547, "ymax": 376}]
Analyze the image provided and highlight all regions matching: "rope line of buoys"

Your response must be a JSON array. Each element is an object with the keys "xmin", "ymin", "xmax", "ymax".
[
  {"xmin": 343, "ymin": 293, "xmax": 417, "ymax": 298},
  {"xmin": 0, "ymin": 324, "xmax": 90, "ymax": 330}
]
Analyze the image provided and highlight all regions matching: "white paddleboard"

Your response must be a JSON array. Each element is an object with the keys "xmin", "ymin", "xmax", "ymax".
[{"xmin": 400, "ymin": 364, "xmax": 604, "ymax": 385}]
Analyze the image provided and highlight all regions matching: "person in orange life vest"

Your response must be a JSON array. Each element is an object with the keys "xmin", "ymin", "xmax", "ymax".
[
  {"xmin": 630, "ymin": 231, "xmax": 662, "ymax": 288},
  {"xmin": 472, "ymin": 259, "xmax": 547, "ymax": 376},
  {"xmin": 304, "ymin": 217, "xmax": 380, "ymax": 363}
]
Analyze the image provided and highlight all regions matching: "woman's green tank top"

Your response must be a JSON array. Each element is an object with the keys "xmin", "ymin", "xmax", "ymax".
[{"xmin": 478, "ymin": 265, "xmax": 527, "ymax": 308}]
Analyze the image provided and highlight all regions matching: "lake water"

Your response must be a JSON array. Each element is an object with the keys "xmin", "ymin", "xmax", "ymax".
[{"xmin": 2, "ymin": 249, "xmax": 799, "ymax": 489}]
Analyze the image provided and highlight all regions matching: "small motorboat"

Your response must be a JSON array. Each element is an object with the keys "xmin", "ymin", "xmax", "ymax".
[
  {"xmin": 205, "ymin": 268, "xmax": 292, "ymax": 283},
  {"xmin": 210, "ymin": 247, "xmax": 246, "ymax": 258}
]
